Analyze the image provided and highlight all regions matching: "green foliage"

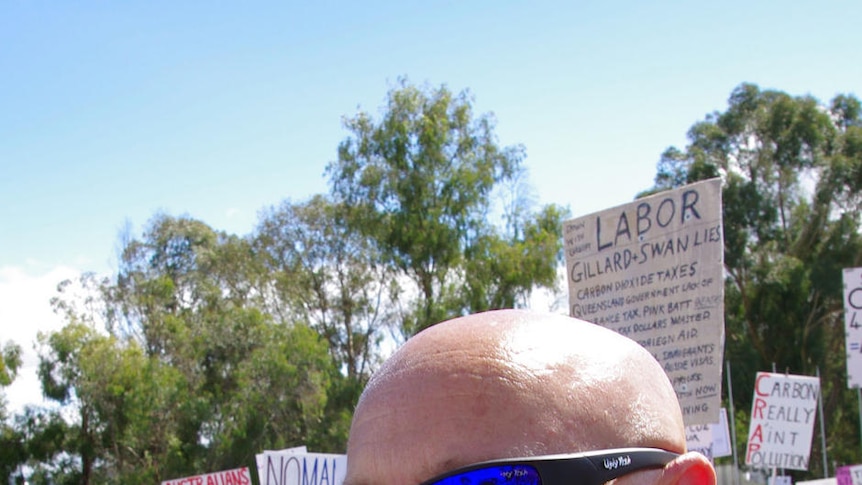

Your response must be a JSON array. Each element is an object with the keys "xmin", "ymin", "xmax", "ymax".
[
  {"xmin": 0, "ymin": 340, "xmax": 22, "ymax": 452},
  {"xmin": 0, "ymin": 341, "xmax": 21, "ymax": 389},
  {"xmin": 0, "ymin": 341, "xmax": 23, "ymax": 483},
  {"xmin": 206, "ymin": 320, "xmax": 335, "ymax": 464},
  {"xmin": 0, "ymin": 80, "xmax": 574, "ymax": 482},
  {"xmin": 18, "ymin": 215, "xmax": 338, "ymax": 483},
  {"xmin": 328, "ymin": 79, "xmax": 566, "ymax": 336},
  {"xmin": 254, "ymin": 195, "xmax": 395, "ymax": 383},
  {"xmin": 462, "ymin": 203, "xmax": 568, "ymax": 311},
  {"xmin": 648, "ymin": 83, "xmax": 862, "ymax": 479}
]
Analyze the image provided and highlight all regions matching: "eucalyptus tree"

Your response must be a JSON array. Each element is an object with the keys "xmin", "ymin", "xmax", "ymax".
[
  {"xmin": 327, "ymin": 79, "xmax": 567, "ymax": 336},
  {"xmin": 461, "ymin": 202, "xmax": 567, "ymax": 311},
  {"xmin": 0, "ymin": 341, "xmax": 20, "ymax": 424},
  {"xmin": 111, "ymin": 214, "xmax": 338, "ymax": 462},
  {"xmin": 36, "ymin": 321, "xmax": 188, "ymax": 484},
  {"xmin": 0, "ymin": 341, "xmax": 20, "ymax": 391},
  {"xmin": 0, "ymin": 340, "xmax": 23, "ymax": 482},
  {"xmin": 26, "ymin": 214, "xmax": 336, "ymax": 483},
  {"xmin": 646, "ymin": 83, "xmax": 862, "ymax": 475},
  {"xmin": 254, "ymin": 195, "xmax": 395, "ymax": 382},
  {"xmin": 253, "ymin": 195, "xmax": 399, "ymax": 450}
]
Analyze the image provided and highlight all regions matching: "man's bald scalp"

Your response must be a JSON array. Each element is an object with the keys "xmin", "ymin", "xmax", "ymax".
[{"xmin": 352, "ymin": 310, "xmax": 684, "ymax": 454}]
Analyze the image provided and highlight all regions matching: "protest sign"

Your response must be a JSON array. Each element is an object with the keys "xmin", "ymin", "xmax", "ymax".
[
  {"xmin": 844, "ymin": 267, "xmax": 862, "ymax": 388},
  {"xmin": 712, "ymin": 407, "xmax": 732, "ymax": 458},
  {"xmin": 563, "ymin": 178, "xmax": 724, "ymax": 425},
  {"xmin": 255, "ymin": 450, "xmax": 346, "ymax": 485},
  {"xmin": 686, "ymin": 423, "xmax": 713, "ymax": 461},
  {"xmin": 745, "ymin": 372, "xmax": 820, "ymax": 471},
  {"xmin": 836, "ymin": 464, "xmax": 862, "ymax": 485},
  {"xmin": 265, "ymin": 446, "xmax": 307, "ymax": 454},
  {"xmin": 161, "ymin": 467, "xmax": 251, "ymax": 485}
]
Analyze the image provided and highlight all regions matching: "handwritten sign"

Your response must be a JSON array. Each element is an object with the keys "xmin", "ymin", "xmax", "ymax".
[
  {"xmin": 255, "ymin": 451, "xmax": 346, "ymax": 485},
  {"xmin": 564, "ymin": 178, "xmax": 724, "ymax": 425},
  {"xmin": 745, "ymin": 372, "xmax": 820, "ymax": 471},
  {"xmin": 687, "ymin": 407, "xmax": 732, "ymax": 462},
  {"xmin": 161, "ymin": 467, "xmax": 251, "ymax": 485},
  {"xmin": 844, "ymin": 268, "xmax": 862, "ymax": 388},
  {"xmin": 837, "ymin": 464, "xmax": 862, "ymax": 485},
  {"xmin": 686, "ymin": 423, "xmax": 714, "ymax": 460}
]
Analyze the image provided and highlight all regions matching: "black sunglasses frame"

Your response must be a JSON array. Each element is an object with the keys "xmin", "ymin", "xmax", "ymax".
[{"xmin": 420, "ymin": 447, "xmax": 679, "ymax": 485}]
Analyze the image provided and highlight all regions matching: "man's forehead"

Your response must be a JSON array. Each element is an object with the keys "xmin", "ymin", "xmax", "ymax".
[{"xmin": 345, "ymin": 372, "xmax": 558, "ymax": 485}]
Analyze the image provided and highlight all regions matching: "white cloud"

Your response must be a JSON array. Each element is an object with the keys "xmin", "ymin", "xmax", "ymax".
[
  {"xmin": 527, "ymin": 264, "xmax": 569, "ymax": 315},
  {"xmin": 0, "ymin": 265, "xmax": 80, "ymax": 413}
]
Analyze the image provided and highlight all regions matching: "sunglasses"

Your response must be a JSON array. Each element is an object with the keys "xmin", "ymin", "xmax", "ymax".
[{"xmin": 420, "ymin": 447, "xmax": 679, "ymax": 485}]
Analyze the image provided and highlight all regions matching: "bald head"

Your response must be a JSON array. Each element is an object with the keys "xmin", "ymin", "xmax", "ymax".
[{"xmin": 346, "ymin": 309, "xmax": 689, "ymax": 485}]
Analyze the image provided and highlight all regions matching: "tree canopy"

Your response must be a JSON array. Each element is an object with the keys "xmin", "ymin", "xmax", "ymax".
[
  {"xmin": 645, "ymin": 82, "xmax": 862, "ymax": 478},
  {"xmin": 327, "ymin": 79, "xmax": 567, "ymax": 335},
  {"xmin": 1, "ymin": 80, "xmax": 567, "ymax": 483}
]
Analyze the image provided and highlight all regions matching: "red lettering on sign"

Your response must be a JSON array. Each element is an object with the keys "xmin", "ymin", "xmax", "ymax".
[
  {"xmin": 752, "ymin": 397, "xmax": 767, "ymax": 419},
  {"xmin": 755, "ymin": 374, "xmax": 770, "ymax": 396}
]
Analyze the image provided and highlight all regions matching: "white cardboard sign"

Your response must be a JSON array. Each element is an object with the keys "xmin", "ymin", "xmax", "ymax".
[
  {"xmin": 844, "ymin": 267, "xmax": 862, "ymax": 388},
  {"xmin": 563, "ymin": 178, "xmax": 725, "ymax": 426},
  {"xmin": 686, "ymin": 423, "xmax": 714, "ymax": 460},
  {"xmin": 255, "ymin": 450, "xmax": 346, "ymax": 485},
  {"xmin": 686, "ymin": 407, "xmax": 732, "ymax": 461},
  {"xmin": 711, "ymin": 407, "xmax": 732, "ymax": 458},
  {"xmin": 161, "ymin": 467, "xmax": 251, "ymax": 485},
  {"xmin": 745, "ymin": 372, "xmax": 820, "ymax": 471}
]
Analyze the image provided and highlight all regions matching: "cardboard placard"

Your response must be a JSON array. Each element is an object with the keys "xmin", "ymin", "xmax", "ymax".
[
  {"xmin": 844, "ymin": 268, "xmax": 862, "ymax": 388},
  {"xmin": 745, "ymin": 372, "xmax": 820, "ymax": 471},
  {"xmin": 564, "ymin": 178, "xmax": 725, "ymax": 425},
  {"xmin": 161, "ymin": 467, "xmax": 251, "ymax": 485}
]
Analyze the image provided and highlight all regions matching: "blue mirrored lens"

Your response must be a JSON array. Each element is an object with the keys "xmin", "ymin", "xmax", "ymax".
[{"xmin": 429, "ymin": 465, "xmax": 540, "ymax": 485}]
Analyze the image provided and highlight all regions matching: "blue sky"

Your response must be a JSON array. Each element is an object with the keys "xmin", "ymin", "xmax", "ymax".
[{"xmin": 2, "ymin": 1, "xmax": 861, "ymax": 410}]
